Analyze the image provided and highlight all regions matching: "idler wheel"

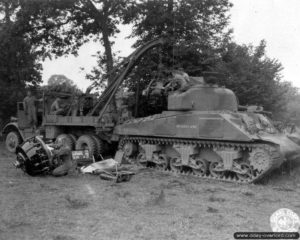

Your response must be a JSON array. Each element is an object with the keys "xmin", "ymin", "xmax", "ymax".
[
  {"xmin": 190, "ymin": 157, "xmax": 208, "ymax": 176},
  {"xmin": 209, "ymin": 161, "xmax": 225, "ymax": 178}
]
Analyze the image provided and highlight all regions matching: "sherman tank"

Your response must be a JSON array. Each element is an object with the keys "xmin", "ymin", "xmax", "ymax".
[{"xmin": 114, "ymin": 75, "xmax": 300, "ymax": 183}]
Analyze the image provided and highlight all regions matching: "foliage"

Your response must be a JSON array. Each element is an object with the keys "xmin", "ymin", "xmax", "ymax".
[
  {"xmin": 120, "ymin": 0, "xmax": 297, "ymax": 119},
  {"xmin": 212, "ymin": 40, "xmax": 297, "ymax": 118},
  {"xmin": 119, "ymin": 0, "xmax": 233, "ymax": 116},
  {"xmin": 17, "ymin": 0, "xmax": 134, "ymax": 83},
  {"xmin": 42, "ymin": 74, "xmax": 82, "ymax": 95},
  {"xmin": 0, "ymin": 0, "xmax": 298, "ymax": 124},
  {"xmin": 85, "ymin": 50, "xmax": 122, "ymax": 91},
  {"xmin": 285, "ymin": 92, "xmax": 300, "ymax": 125},
  {"xmin": 122, "ymin": 0, "xmax": 231, "ymax": 87},
  {"xmin": 0, "ymin": 0, "xmax": 42, "ymax": 126},
  {"xmin": 0, "ymin": 0, "xmax": 133, "ymax": 124}
]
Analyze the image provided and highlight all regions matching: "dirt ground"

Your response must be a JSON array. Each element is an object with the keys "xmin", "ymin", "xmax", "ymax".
[{"xmin": 0, "ymin": 142, "xmax": 300, "ymax": 240}]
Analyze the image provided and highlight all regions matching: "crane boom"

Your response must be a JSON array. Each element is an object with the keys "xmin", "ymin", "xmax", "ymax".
[{"xmin": 87, "ymin": 38, "xmax": 165, "ymax": 120}]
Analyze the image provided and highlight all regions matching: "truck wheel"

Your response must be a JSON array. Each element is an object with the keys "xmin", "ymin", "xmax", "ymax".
[
  {"xmin": 75, "ymin": 135, "xmax": 97, "ymax": 158},
  {"xmin": 68, "ymin": 134, "xmax": 77, "ymax": 146},
  {"xmin": 91, "ymin": 135, "xmax": 105, "ymax": 159},
  {"xmin": 56, "ymin": 134, "xmax": 75, "ymax": 150},
  {"xmin": 5, "ymin": 131, "xmax": 22, "ymax": 153}
]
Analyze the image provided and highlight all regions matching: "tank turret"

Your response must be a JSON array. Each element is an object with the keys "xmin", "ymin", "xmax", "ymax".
[{"xmin": 168, "ymin": 85, "xmax": 238, "ymax": 111}]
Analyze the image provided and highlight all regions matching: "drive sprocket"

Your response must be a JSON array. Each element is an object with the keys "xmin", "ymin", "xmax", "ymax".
[{"xmin": 248, "ymin": 147, "xmax": 271, "ymax": 172}]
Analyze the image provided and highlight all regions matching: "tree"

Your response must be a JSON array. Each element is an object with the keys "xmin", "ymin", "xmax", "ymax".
[
  {"xmin": 0, "ymin": 0, "xmax": 42, "ymax": 126},
  {"xmin": 286, "ymin": 93, "xmax": 300, "ymax": 125},
  {"xmin": 5, "ymin": 0, "xmax": 297, "ymax": 123},
  {"xmin": 126, "ymin": 0, "xmax": 232, "ymax": 72},
  {"xmin": 16, "ymin": 0, "xmax": 233, "ymax": 89},
  {"xmin": 17, "ymin": 0, "xmax": 134, "ymax": 85},
  {"xmin": 120, "ymin": 0, "xmax": 232, "ymax": 89},
  {"xmin": 44, "ymin": 74, "xmax": 81, "ymax": 94},
  {"xmin": 212, "ymin": 40, "xmax": 297, "ymax": 117},
  {"xmin": 119, "ymin": 0, "xmax": 233, "ymax": 116}
]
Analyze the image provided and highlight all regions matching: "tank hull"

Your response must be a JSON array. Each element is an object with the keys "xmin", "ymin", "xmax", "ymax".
[
  {"xmin": 115, "ymin": 110, "xmax": 300, "ymax": 183},
  {"xmin": 115, "ymin": 111, "xmax": 252, "ymax": 141}
]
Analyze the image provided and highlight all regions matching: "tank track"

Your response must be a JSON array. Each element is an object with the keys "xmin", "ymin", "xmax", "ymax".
[{"xmin": 119, "ymin": 136, "xmax": 283, "ymax": 184}]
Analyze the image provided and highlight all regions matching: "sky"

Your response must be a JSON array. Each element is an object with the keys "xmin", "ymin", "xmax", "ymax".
[{"xmin": 42, "ymin": 0, "xmax": 300, "ymax": 91}]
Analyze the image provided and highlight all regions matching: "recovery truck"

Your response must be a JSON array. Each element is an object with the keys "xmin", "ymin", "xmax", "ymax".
[{"xmin": 3, "ymin": 39, "xmax": 165, "ymax": 157}]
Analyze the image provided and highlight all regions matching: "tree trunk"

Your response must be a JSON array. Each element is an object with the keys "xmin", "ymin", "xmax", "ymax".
[
  {"xmin": 101, "ymin": 21, "xmax": 114, "ymax": 84},
  {"xmin": 85, "ymin": 0, "xmax": 114, "ymax": 84},
  {"xmin": 4, "ymin": 1, "xmax": 11, "ymax": 24},
  {"xmin": 167, "ymin": 0, "xmax": 174, "ymax": 35}
]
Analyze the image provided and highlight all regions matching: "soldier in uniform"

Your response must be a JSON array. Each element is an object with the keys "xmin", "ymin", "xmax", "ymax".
[
  {"xmin": 50, "ymin": 97, "xmax": 65, "ymax": 115},
  {"xmin": 164, "ymin": 70, "xmax": 191, "ymax": 92},
  {"xmin": 51, "ymin": 138, "xmax": 75, "ymax": 177},
  {"xmin": 23, "ymin": 90, "xmax": 37, "ymax": 130}
]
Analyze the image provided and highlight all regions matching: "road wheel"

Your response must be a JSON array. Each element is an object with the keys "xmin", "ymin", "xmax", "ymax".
[
  {"xmin": 56, "ymin": 134, "xmax": 75, "ymax": 150},
  {"xmin": 5, "ymin": 131, "xmax": 22, "ymax": 153},
  {"xmin": 156, "ymin": 154, "xmax": 168, "ymax": 170},
  {"xmin": 137, "ymin": 152, "xmax": 147, "ymax": 167},
  {"xmin": 236, "ymin": 163, "xmax": 254, "ymax": 181},
  {"xmin": 75, "ymin": 135, "xmax": 97, "ymax": 158},
  {"xmin": 169, "ymin": 157, "xmax": 182, "ymax": 172},
  {"xmin": 190, "ymin": 157, "xmax": 208, "ymax": 176},
  {"xmin": 209, "ymin": 161, "xmax": 225, "ymax": 178}
]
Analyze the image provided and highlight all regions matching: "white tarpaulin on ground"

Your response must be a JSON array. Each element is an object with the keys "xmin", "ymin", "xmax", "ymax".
[{"xmin": 80, "ymin": 159, "xmax": 118, "ymax": 174}]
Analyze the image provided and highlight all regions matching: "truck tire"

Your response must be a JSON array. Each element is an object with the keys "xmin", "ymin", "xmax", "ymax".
[
  {"xmin": 56, "ymin": 134, "xmax": 75, "ymax": 150},
  {"xmin": 75, "ymin": 135, "xmax": 97, "ymax": 158},
  {"xmin": 5, "ymin": 131, "xmax": 22, "ymax": 153},
  {"xmin": 68, "ymin": 134, "xmax": 77, "ymax": 146},
  {"xmin": 91, "ymin": 135, "xmax": 105, "ymax": 159}
]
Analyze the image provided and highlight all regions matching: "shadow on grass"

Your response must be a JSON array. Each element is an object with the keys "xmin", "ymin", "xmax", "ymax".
[{"xmin": 64, "ymin": 195, "xmax": 89, "ymax": 209}]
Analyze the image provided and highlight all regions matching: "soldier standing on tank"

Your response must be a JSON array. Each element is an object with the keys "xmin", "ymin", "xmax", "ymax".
[
  {"xmin": 165, "ymin": 70, "xmax": 190, "ymax": 92},
  {"xmin": 51, "ymin": 138, "xmax": 75, "ymax": 177},
  {"xmin": 24, "ymin": 90, "xmax": 37, "ymax": 131}
]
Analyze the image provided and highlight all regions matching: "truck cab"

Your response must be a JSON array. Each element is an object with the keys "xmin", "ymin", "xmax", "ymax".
[{"xmin": 2, "ymin": 100, "xmax": 44, "ymax": 152}]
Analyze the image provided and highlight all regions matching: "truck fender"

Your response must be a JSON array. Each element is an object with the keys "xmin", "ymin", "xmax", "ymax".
[{"xmin": 2, "ymin": 123, "xmax": 24, "ymax": 141}]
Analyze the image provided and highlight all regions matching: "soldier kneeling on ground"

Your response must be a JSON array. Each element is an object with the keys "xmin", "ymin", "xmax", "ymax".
[{"xmin": 50, "ymin": 138, "xmax": 76, "ymax": 177}]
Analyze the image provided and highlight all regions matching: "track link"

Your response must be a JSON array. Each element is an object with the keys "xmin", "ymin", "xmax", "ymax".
[{"xmin": 119, "ymin": 136, "xmax": 283, "ymax": 184}]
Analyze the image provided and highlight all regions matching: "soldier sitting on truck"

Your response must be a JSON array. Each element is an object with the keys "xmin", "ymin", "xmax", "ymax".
[{"xmin": 50, "ymin": 97, "xmax": 65, "ymax": 115}]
